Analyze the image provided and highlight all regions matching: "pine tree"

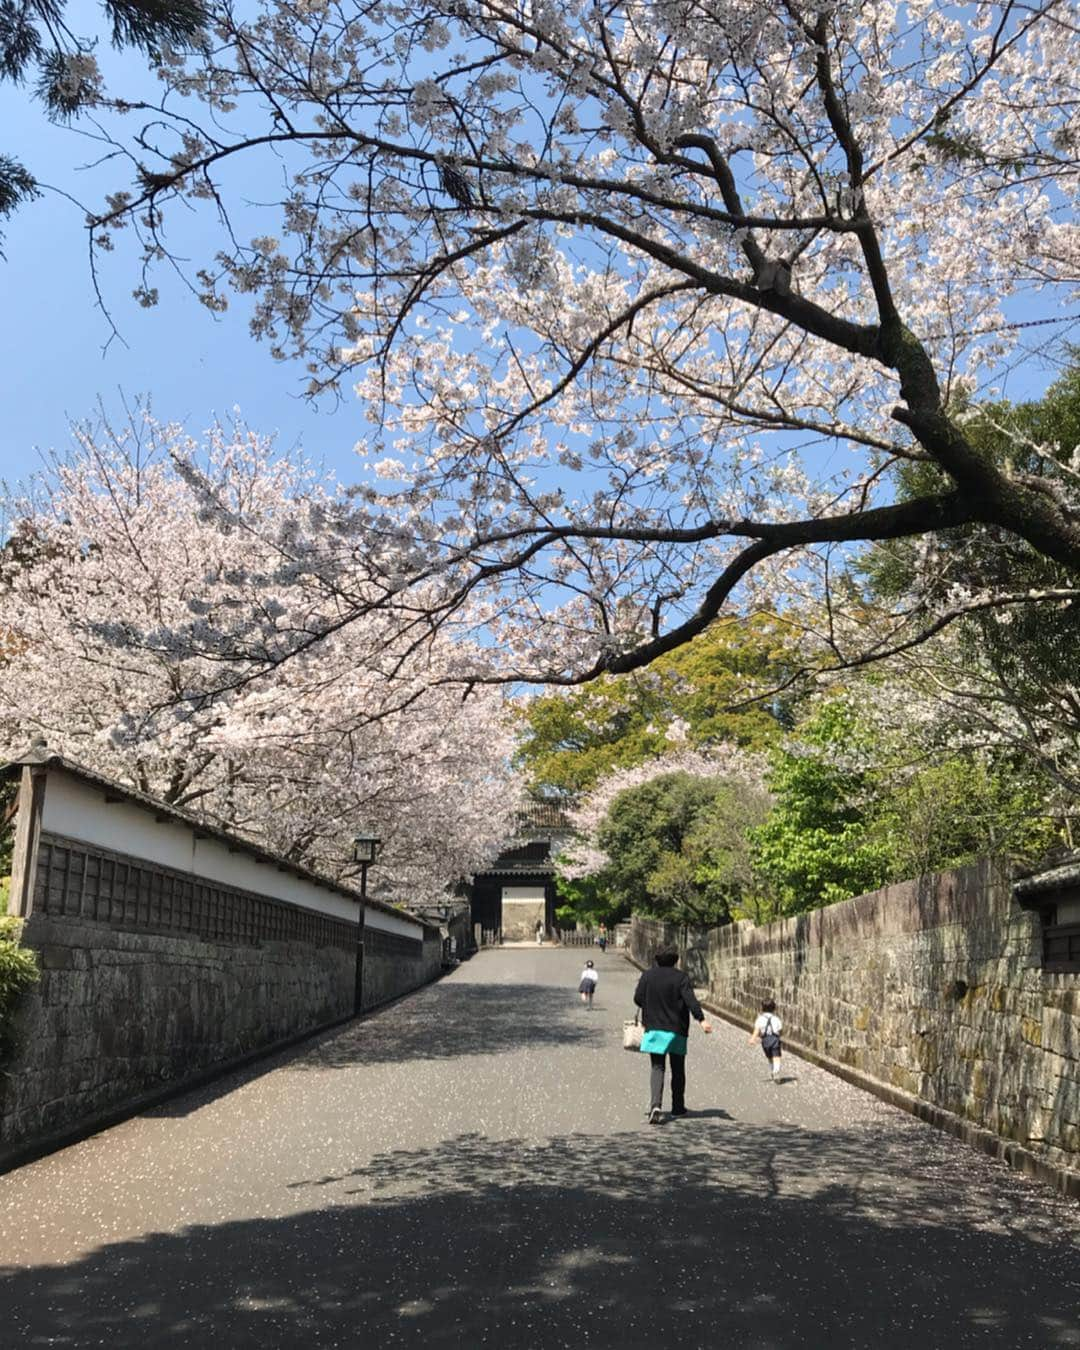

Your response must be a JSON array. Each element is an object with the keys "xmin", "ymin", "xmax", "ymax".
[{"xmin": 0, "ymin": 0, "xmax": 206, "ymax": 252}]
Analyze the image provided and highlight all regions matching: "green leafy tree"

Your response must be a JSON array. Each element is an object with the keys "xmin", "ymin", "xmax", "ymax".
[
  {"xmin": 553, "ymin": 873, "xmax": 613, "ymax": 931},
  {"xmin": 752, "ymin": 692, "xmax": 1057, "ymax": 916},
  {"xmin": 595, "ymin": 770, "xmax": 770, "ymax": 926},
  {"xmin": 750, "ymin": 702, "xmax": 893, "ymax": 914},
  {"xmin": 685, "ymin": 783, "xmax": 778, "ymax": 925},
  {"xmin": 874, "ymin": 755, "xmax": 1056, "ymax": 882},
  {"xmin": 0, "ymin": 915, "xmax": 39, "ymax": 1053},
  {"xmin": 863, "ymin": 367, "xmax": 1080, "ymax": 736},
  {"xmin": 0, "ymin": 777, "xmax": 16, "ymax": 882},
  {"xmin": 516, "ymin": 615, "xmax": 798, "ymax": 796},
  {"xmin": 855, "ymin": 365, "xmax": 1080, "ymax": 833}
]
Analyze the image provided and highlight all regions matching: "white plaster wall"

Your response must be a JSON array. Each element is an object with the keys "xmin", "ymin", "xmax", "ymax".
[
  {"xmin": 501, "ymin": 885, "xmax": 545, "ymax": 941},
  {"xmin": 366, "ymin": 907, "xmax": 424, "ymax": 939},
  {"xmin": 39, "ymin": 768, "xmax": 428, "ymax": 936},
  {"xmin": 40, "ymin": 770, "xmax": 361, "ymax": 923},
  {"xmin": 43, "ymin": 773, "xmax": 197, "ymax": 873},
  {"xmin": 502, "ymin": 885, "xmax": 546, "ymax": 903}
]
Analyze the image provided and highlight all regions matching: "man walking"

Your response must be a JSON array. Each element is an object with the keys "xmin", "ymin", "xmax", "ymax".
[{"xmin": 634, "ymin": 947, "xmax": 712, "ymax": 1122}]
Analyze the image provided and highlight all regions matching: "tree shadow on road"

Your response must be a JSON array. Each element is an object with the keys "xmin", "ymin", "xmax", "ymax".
[
  {"xmin": 143, "ymin": 981, "xmax": 603, "ymax": 1117},
  {"xmin": 295, "ymin": 983, "xmax": 601, "ymax": 1071},
  {"xmin": 5, "ymin": 1119, "xmax": 1078, "ymax": 1349}
]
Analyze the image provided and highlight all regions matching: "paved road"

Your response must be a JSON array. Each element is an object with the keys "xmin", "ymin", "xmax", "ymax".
[{"xmin": 2, "ymin": 948, "xmax": 1078, "ymax": 1349}]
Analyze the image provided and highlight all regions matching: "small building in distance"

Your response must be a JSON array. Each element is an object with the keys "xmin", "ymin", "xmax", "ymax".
[{"xmin": 468, "ymin": 797, "xmax": 575, "ymax": 942}]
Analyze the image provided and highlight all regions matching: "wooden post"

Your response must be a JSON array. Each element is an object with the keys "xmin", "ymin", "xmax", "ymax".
[{"xmin": 8, "ymin": 764, "xmax": 47, "ymax": 918}]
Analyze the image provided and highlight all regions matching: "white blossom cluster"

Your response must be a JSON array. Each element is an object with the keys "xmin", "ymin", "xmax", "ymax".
[
  {"xmin": 82, "ymin": 2, "xmax": 1080, "ymax": 686},
  {"xmin": 0, "ymin": 419, "xmax": 520, "ymax": 902}
]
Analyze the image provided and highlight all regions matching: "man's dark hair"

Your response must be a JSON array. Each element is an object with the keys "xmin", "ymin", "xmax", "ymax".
[
  {"xmin": 654, "ymin": 947, "xmax": 680, "ymax": 967},
  {"xmin": 762, "ymin": 999, "xmax": 776, "ymax": 1012}
]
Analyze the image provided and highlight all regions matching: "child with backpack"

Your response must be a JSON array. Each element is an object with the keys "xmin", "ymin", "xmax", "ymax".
[
  {"xmin": 578, "ymin": 959, "xmax": 599, "ymax": 1008},
  {"xmin": 749, "ymin": 998, "xmax": 784, "ymax": 1081}
]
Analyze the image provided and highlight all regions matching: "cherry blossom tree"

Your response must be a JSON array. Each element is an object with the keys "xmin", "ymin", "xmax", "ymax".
[
  {"xmin": 77, "ymin": 1, "xmax": 1080, "ymax": 686},
  {"xmin": 561, "ymin": 743, "xmax": 769, "ymax": 879},
  {"xmin": 0, "ymin": 414, "xmax": 518, "ymax": 901},
  {"xmin": 838, "ymin": 624, "xmax": 1080, "ymax": 834}
]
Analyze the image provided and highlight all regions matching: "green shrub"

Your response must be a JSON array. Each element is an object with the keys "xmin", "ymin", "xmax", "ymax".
[{"xmin": 0, "ymin": 916, "xmax": 39, "ymax": 1047}]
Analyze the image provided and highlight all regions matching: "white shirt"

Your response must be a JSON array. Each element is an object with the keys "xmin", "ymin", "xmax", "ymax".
[
  {"xmin": 580, "ymin": 967, "xmax": 599, "ymax": 986},
  {"xmin": 754, "ymin": 1012, "xmax": 782, "ymax": 1036}
]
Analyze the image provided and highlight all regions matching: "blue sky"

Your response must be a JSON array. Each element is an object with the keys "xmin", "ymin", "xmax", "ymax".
[{"xmin": 1, "ymin": 80, "xmax": 366, "ymax": 491}]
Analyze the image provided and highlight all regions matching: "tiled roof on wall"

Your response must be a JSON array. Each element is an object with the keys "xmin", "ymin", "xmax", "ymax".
[{"xmin": 515, "ymin": 797, "xmax": 574, "ymax": 830}]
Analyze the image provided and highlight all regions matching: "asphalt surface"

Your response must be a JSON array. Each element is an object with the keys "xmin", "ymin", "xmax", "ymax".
[{"xmin": 2, "ymin": 947, "xmax": 1078, "ymax": 1349}]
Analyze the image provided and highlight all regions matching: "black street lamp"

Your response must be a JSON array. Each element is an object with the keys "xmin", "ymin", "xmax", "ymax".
[{"xmin": 353, "ymin": 831, "xmax": 382, "ymax": 1015}]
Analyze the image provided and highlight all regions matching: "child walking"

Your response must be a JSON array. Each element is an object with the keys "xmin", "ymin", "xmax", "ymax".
[
  {"xmin": 579, "ymin": 959, "xmax": 599, "ymax": 1008},
  {"xmin": 749, "ymin": 998, "xmax": 784, "ymax": 1081}
]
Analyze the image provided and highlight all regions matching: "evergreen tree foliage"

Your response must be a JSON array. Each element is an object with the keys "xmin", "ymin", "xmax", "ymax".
[
  {"xmin": 859, "ymin": 363, "xmax": 1080, "ymax": 825},
  {"xmin": 865, "ymin": 364, "xmax": 1080, "ymax": 686},
  {"xmin": 593, "ymin": 770, "xmax": 770, "ymax": 926},
  {"xmin": 750, "ymin": 698, "xmax": 1057, "ymax": 916},
  {"xmin": 750, "ymin": 702, "xmax": 893, "ymax": 914},
  {"xmin": 873, "ymin": 755, "xmax": 1056, "ymax": 883},
  {"xmin": 0, "ymin": 0, "xmax": 206, "ymax": 250}
]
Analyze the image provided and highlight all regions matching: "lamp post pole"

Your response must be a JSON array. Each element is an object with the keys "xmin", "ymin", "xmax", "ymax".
[
  {"xmin": 353, "ymin": 832, "xmax": 381, "ymax": 1017},
  {"xmin": 354, "ymin": 861, "xmax": 367, "ymax": 1017}
]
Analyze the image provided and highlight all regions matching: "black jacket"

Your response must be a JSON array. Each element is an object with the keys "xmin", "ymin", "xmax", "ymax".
[{"xmin": 633, "ymin": 964, "xmax": 704, "ymax": 1036}]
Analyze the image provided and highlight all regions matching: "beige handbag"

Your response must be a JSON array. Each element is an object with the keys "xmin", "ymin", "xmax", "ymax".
[{"xmin": 623, "ymin": 1010, "xmax": 643, "ymax": 1051}]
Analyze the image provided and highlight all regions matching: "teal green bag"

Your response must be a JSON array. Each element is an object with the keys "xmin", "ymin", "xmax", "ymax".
[{"xmin": 640, "ymin": 1029, "xmax": 688, "ymax": 1055}]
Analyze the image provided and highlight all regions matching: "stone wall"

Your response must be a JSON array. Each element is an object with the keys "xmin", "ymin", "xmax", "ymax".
[
  {"xmin": 629, "ymin": 860, "xmax": 1080, "ymax": 1183},
  {"xmin": 628, "ymin": 917, "xmax": 711, "ymax": 988},
  {"xmin": 3, "ymin": 909, "xmax": 354, "ymax": 1156},
  {"xmin": 362, "ymin": 923, "xmax": 442, "ymax": 1011},
  {"xmin": 1, "ymin": 825, "xmax": 441, "ymax": 1169}
]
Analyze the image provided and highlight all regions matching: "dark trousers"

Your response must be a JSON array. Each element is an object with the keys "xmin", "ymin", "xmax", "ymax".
[{"xmin": 649, "ymin": 1051, "xmax": 686, "ymax": 1111}]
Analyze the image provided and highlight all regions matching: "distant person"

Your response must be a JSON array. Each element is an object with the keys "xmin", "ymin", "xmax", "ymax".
[
  {"xmin": 634, "ymin": 947, "xmax": 712, "ymax": 1123},
  {"xmin": 597, "ymin": 929, "xmax": 607, "ymax": 953},
  {"xmin": 749, "ymin": 999, "xmax": 784, "ymax": 1082},
  {"xmin": 579, "ymin": 959, "xmax": 598, "ymax": 1008},
  {"xmin": 535, "ymin": 919, "xmax": 544, "ymax": 946}
]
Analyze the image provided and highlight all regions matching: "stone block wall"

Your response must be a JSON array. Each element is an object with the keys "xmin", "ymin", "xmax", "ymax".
[
  {"xmin": 629, "ymin": 860, "xmax": 1080, "ymax": 1179},
  {"xmin": 1, "ymin": 831, "xmax": 441, "ymax": 1169},
  {"xmin": 3, "ymin": 910, "xmax": 353, "ymax": 1156},
  {"xmin": 362, "ymin": 923, "xmax": 443, "ymax": 1011},
  {"xmin": 629, "ymin": 917, "xmax": 711, "ymax": 988}
]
